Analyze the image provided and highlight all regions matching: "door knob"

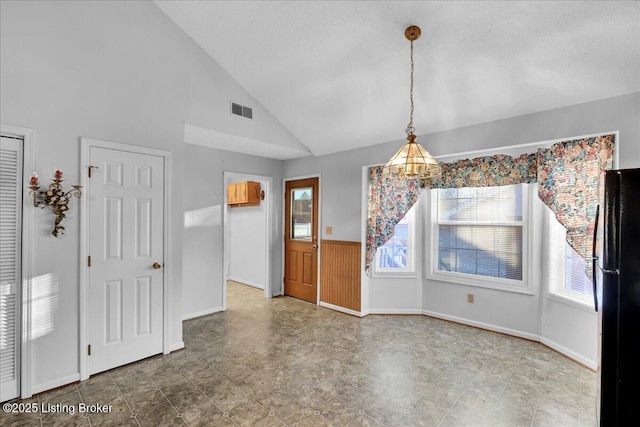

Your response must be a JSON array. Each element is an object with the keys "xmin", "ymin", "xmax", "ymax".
[
  {"xmin": 312, "ymin": 245, "xmax": 318, "ymax": 250},
  {"xmin": 153, "ymin": 262, "xmax": 162, "ymax": 269}
]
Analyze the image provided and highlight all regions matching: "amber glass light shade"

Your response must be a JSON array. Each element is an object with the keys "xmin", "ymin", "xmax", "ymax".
[{"xmin": 383, "ymin": 134, "xmax": 440, "ymax": 179}]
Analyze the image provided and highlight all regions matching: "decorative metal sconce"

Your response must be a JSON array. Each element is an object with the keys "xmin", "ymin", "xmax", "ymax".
[{"xmin": 28, "ymin": 170, "xmax": 82, "ymax": 237}]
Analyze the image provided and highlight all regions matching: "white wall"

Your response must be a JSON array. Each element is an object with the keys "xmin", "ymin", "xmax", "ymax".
[
  {"xmin": 228, "ymin": 178, "xmax": 268, "ymax": 289},
  {"xmin": 422, "ymin": 185, "xmax": 545, "ymax": 340},
  {"xmin": 285, "ymin": 93, "xmax": 640, "ymax": 243},
  {"xmin": 0, "ymin": 0, "xmax": 291, "ymax": 394},
  {"xmin": 1, "ymin": 0, "xmax": 186, "ymax": 392},
  {"xmin": 541, "ymin": 298, "xmax": 600, "ymax": 367},
  {"xmin": 187, "ymin": 46, "xmax": 308, "ymax": 154}
]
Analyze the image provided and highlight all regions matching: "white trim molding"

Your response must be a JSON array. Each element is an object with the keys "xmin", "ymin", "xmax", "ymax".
[
  {"xmin": 227, "ymin": 277, "xmax": 264, "ymax": 290},
  {"xmin": 32, "ymin": 373, "xmax": 80, "ymax": 396},
  {"xmin": 79, "ymin": 137, "xmax": 173, "ymax": 381},
  {"xmin": 545, "ymin": 292, "xmax": 596, "ymax": 313},
  {"xmin": 169, "ymin": 342, "xmax": 185, "ymax": 352},
  {"xmin": 182, "ymin": 307, "xmax": 224, "ymax": 321},
  {"xmin": 425, "ymin": 183, "xmax": 536, "ymax": 296},
  {"xmin": 422, "ymin": 309, "xmax": 541, "ymax": 342},
  {"xmin": 319, "ymin": 302, "xmax": 362, "ymax": 318},
  {"xmin": 363, "ymin": 308, "xmax": 424, "ymax": 316},
  {"xmin": 422, "ymin": 309, "xmax": 598, "ymax": 371},
  {"xmin": 541, "ymin": 337, "xmax": 598, "ymax": 371},
  {"xmin": 433, "ymin": 130, "xmax": 620, "ymax": 163}
]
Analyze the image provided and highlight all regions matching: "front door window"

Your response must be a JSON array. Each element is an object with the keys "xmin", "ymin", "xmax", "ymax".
[{"xmin": 291, "ymin": 187, "xmax": 312, "ymax": 240}]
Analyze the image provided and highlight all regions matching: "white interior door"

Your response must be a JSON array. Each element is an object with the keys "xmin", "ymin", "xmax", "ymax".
[
  {"xmin": 0, "ymin": 136, "xmax": 22, "ymax": 401},
  {"xmin": 88, "ymin": 146, "xmax": 164, "ymax": 375}
]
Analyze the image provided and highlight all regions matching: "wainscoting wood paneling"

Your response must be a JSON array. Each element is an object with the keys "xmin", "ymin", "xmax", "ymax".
[{"xmin": 320, "ymin": 240, "xmax": 361, "ymax": 312}]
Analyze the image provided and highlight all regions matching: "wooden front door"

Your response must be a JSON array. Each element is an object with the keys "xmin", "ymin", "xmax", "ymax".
[{"xmin": 284, "ymin": 177, "xmax": 318, "ymax": 303}]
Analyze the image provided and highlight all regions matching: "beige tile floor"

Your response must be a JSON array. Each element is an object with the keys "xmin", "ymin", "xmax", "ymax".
[{"xmin": 3, "ymin": 280, "xmax": 598, "ymax": 426}]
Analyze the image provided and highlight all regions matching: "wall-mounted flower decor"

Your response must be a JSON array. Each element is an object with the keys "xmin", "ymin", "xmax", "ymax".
[{"xmin": 28, "ymin": 170, "xmax": 82, "ymax": 237}]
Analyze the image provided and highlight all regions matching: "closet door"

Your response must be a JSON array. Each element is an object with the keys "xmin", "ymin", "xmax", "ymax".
[{"xmin": 0, "ymin": 135, "xmax": 22, "ymax": 402}]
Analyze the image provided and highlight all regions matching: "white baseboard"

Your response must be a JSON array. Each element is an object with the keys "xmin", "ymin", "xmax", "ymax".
[
  {"xmin": 169, "ymin": 341, "xmax": 185, "ymax": 352},
  {"xmin": 319, "ymin": 301, "xmax": 362, "ymax": 317},
  {"xmin": 540, "ymin": 337, "xmax": 598, "ymax": 371},
  {"xmin": 421, "ymin": 309, "xmax": 541, "ymax": 342},
  {"xmin": 363, "ymin": 308, "xmax": 424, "ymax": 316},
  {"xmin": 421, "ymin": 309, "xmax": 598, "ymax": 370},
  {"xmin": 272, "ymin": 291, "xmax": 283, "ymax": 297},
  {"xmin": 227, "ymin": 277, "xmax": 264, "ymax": 290},
  {"xmin": 182, "ymin": 307, "xmax": 224, "ymax": 321},
  {"xmin": 32, "ymin": 373, "xmax": 80, "ymax": 395}
]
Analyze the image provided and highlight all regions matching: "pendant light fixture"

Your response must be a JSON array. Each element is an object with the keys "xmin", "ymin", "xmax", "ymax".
[{"xmin": 383, "ymin": 25, "xmax": 440, "ymax": 179}]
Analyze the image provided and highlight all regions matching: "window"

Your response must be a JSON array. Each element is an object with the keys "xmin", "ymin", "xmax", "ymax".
[
  {"xmin": 428, "ymin": 184, "xmax": 531, "ymax": 292},
  {"xmin": 564, "ymin": 243, "xmax": 593, "ymax": 297},
  {"xmin": 291, "ymin": 188, "xmax": 312, "ymax": 240},
  {"xmin": 547, "ymin": 208, "xmax": 594, "ymax": 307},
  {"xmin": 373, "ymin": 201, "xmax": 418, "ymax": 275}
]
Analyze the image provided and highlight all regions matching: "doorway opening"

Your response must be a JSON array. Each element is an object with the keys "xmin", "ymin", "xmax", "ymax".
[{"xmin": 222, "ymin": 172, "xmax": 272, "ymax": 310}]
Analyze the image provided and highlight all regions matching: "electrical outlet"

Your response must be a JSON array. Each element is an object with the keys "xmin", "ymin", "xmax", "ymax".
[
  {"xmin": 467, "ymin": 294, "xmax": 475, "ymax": 303},
  {"xmin": 326, "ymin": 226, "xmax": 333, "ymax": 235}
]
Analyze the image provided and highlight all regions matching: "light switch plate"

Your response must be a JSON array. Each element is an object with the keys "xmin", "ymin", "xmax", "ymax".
[{"xmin": 326, "ymin": 226, "xmax": 333, "ymax": 235}]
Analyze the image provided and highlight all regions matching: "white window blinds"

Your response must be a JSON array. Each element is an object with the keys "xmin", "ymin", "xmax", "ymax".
[
  {"xmin": 0, "ymin": 135, "xmax": 22, "ymax": 401},
  {"xmin": 546, "ymin": 206, "xmax": 593, "ymax": 306},
  {"xmin": 436, "ymin": 185, "xmax": 524, "ymax": 281}
]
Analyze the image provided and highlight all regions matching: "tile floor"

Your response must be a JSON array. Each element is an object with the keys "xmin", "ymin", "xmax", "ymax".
[{"xmin": 3, "ymin": 281, "xmax": 598, "ymax": 426}]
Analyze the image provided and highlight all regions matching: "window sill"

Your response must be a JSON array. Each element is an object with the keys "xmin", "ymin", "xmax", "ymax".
[
  {"xmin": 545, "ymin": 292, "xmax": 596, "ymax": 313},
  {"xmin": 371, "ymin": 272, "xmax": 418, "ymax": 280},
  {"xmin": 425, "ymin": 271, "xmax": 534, "ymax": 295}
]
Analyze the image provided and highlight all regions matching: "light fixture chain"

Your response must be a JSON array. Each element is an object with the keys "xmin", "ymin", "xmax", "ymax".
[
  {"xmin": 405, "ymin": 38, "xmax": 415, "ymax": 136},
  {"xmin": 384, "ymin": 25, "xmax": 440, "ymax": 180}
]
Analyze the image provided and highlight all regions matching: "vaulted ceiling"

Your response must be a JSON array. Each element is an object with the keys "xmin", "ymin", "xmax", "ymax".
[{"xmin": 154, "ymin": 1, "xmax": 640, "ymax": 158}]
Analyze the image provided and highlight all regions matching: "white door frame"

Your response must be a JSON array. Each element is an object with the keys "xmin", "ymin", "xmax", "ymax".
[
  {"xmin": 79, "ymin": 137, "xmax": 172, "ymax": 381},
  {"xmin": 222, "ymin": 171, "xmax": 273, "ymax": 309},
  {"xmin": 0, "ymin": 124, "xmax": 36, "ymax": 399},
  {"xmin": 282, "ymin": 173, "xmax": 322, "ymax": 304}
]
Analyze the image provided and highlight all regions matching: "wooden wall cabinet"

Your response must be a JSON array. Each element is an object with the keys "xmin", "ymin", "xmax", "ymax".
[{"xmin": 227, "ymin": 181, "xmax": 261, "ymax": 207}]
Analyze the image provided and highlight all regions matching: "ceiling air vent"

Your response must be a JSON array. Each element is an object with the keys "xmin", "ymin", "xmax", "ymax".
[{"xmin": 231, "ymin": 102, "xmax": 253, "ymax": 119}]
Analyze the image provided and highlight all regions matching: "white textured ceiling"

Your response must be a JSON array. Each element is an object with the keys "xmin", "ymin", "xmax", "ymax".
[{"xmin": 155, "ymin": 1, "xmax": 640, "ymax": 158}]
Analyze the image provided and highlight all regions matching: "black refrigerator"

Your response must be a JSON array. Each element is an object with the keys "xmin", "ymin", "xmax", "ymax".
[{"xmin": 600, "ymin": 168, "xmax": 640, "ymax": 426}]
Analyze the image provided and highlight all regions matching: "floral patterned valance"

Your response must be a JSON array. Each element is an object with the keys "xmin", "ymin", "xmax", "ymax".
[
  {"xmin": 365, "ymin": 166, "xmax": 421, "ymax": 274},
  {"xmin": 537, "ymin": 135, "xmax": 614, "ymax": 267},
  {"xmin": 423, "ymin": 152, "xmax": 538, "ymax": 189},
  {"xmin": 365, "ymin": 134, "xmax": 615, "ymax": 274}
]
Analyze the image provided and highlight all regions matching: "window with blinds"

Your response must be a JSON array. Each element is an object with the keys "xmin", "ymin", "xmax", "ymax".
[
  {"xmin": 546, "ymin": 207, "xmax": 593, "ymax": 306},
  {"xmin": 430, "ymin": 184, "xmax": 528, "ymax": 289},
  {"xmin": 0, "ymin": 135, "xmax": 22, "ymax": 402},
  {"xmin": 564, "ymin": 243, "xmax": 592, "ymax": 296}
]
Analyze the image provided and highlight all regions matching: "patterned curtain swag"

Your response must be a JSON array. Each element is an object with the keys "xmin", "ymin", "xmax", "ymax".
[{"xmin": 366, "ymin": 134, "xmax": 615, "ymax": 274}]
